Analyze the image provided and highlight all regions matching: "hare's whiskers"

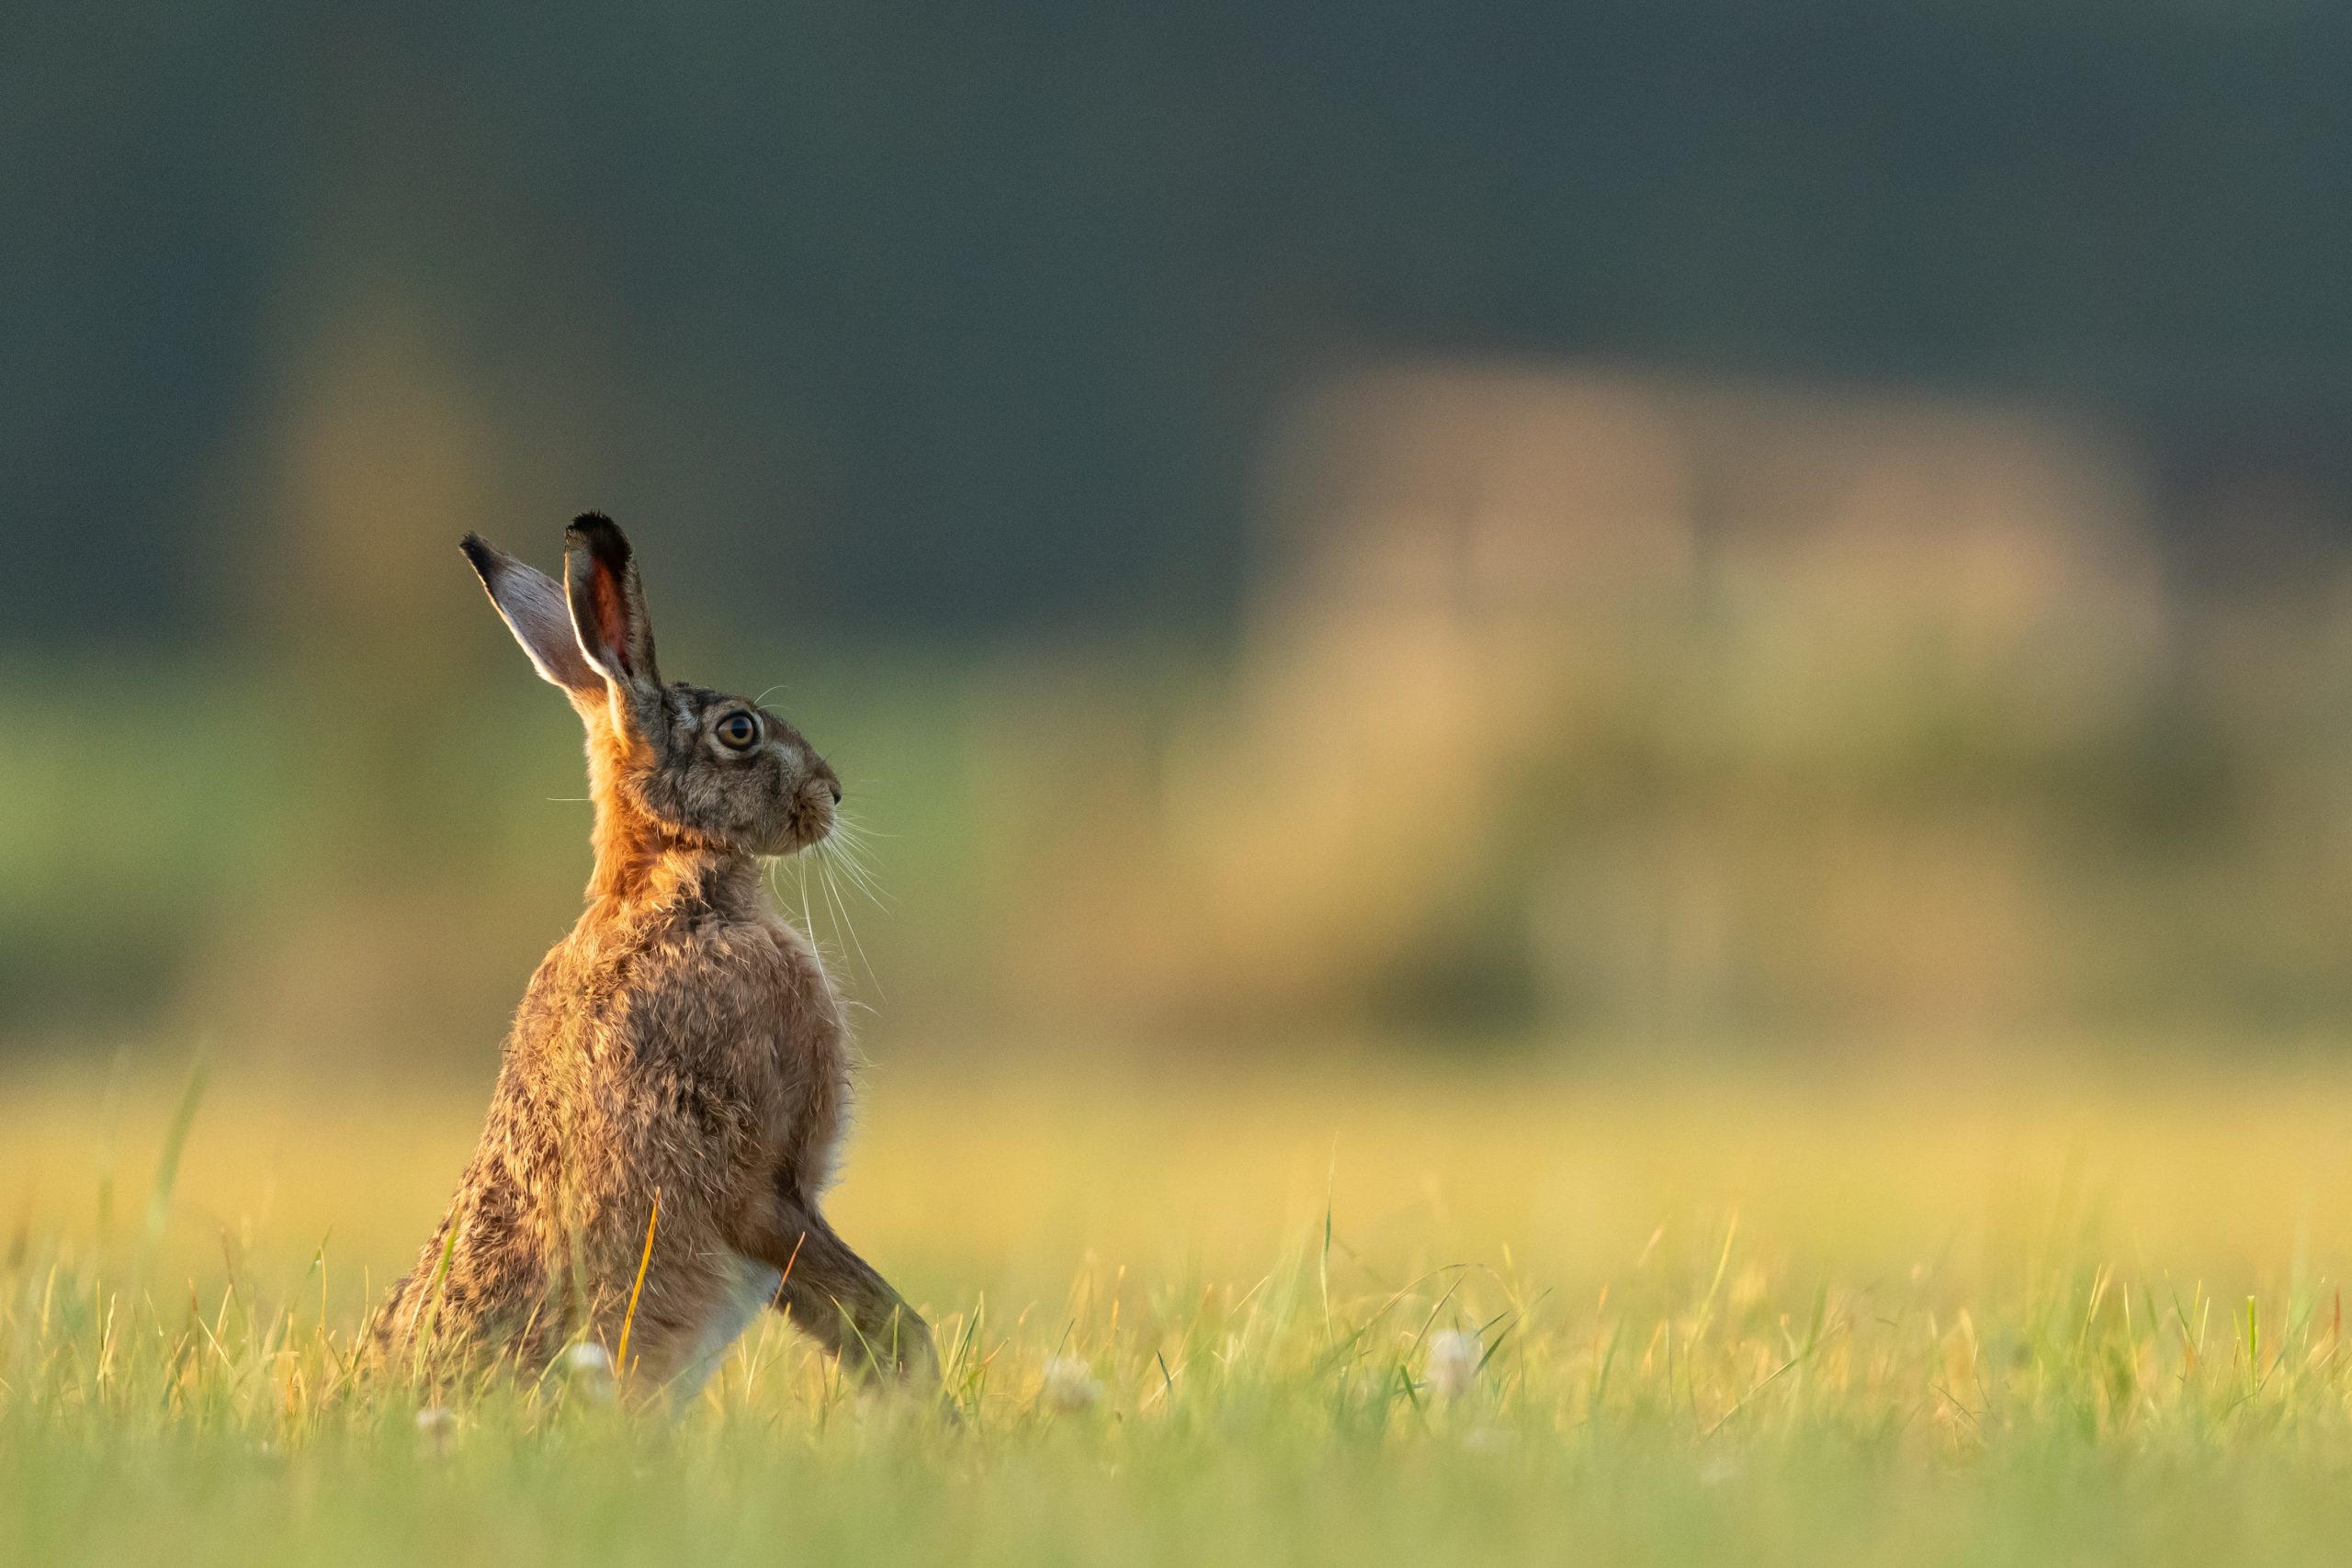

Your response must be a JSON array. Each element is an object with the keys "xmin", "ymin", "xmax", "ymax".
[
  {"xmin": 781, "ymin": 854, "xmax": 822, "ymax": 953},
  {"xmin": 825, "ymin": 813, "xmax": 894, "ymax": 909},
  {"xmin": 817, "ymin": 846, "xmax": 886, "ymax": 1000},
  {"xmin": 828, "ymin": 840, "xmax": 888, "ymax": 908}
]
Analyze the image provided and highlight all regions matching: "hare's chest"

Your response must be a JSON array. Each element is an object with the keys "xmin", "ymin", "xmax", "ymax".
[{"xmin": 752, "ymin": 917, "xmax": 854, "ymax": 1192}]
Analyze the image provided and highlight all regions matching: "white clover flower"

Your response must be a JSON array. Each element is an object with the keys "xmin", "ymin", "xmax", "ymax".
[
  {"xmin": 1039, "ymin": 1354, "xmax": 1103, "ymax": 1414},
  {"xmin": 565, "ymin": 1341, "xmax": 614, "ymax": 1375},
  {"xmin": 1426, "ymin": 1329, "xmax": 1480, "ymax": 1401},
  {"xmin": 413, "ymin": 1404, "xmax": 458, "ymax": 1455}
]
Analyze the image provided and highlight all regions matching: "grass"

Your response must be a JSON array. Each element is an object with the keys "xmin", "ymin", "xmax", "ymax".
[{"xmin": 12, "ymin": 1049, "xmax": 2352, "ymax": 1564}]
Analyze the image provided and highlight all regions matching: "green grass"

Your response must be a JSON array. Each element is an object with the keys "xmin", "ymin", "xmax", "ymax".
[{"xmin": 13, "ymin": 1056, "xmax": 2352, "ymax": 1565}]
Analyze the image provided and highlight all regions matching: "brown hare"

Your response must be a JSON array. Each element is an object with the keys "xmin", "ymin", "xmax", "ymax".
[{"xmin": 372, "ymin": 514, "xmax": 934, "ymax": 1401}]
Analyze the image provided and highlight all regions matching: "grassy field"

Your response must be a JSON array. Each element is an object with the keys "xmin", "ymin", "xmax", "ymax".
[{"xmin": 12, "ymin": 1049, "xmax": 2352, "ymax": 1565}]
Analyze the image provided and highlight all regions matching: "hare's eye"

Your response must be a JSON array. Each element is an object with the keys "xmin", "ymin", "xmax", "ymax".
[{"xmin": 715, "ymin": 712, "xmax": 761, "ymax": 751}]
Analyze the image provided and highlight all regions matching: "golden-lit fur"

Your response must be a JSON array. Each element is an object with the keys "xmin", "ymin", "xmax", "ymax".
[{"xmin": 371, "ymin": 514, "xmax": 933, "ymax": 1395}]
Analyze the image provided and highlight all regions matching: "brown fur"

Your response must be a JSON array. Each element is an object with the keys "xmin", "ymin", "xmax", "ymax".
[{"xmin": 371, "ymin": 515, "xmax": 933, "ymax": 1395}]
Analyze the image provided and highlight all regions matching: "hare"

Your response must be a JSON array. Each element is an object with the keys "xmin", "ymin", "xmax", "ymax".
[{"xmin": 372, "ymin": 514, "xmax": 934, "ymax": 1400}]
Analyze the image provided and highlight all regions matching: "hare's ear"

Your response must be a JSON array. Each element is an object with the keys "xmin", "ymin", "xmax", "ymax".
[
  {"xmin": 563, "ymin": 513, "xmax": 664, "ymax": 735},
  {"xmin": 460, "ymin": 534, "xmax": 604, "ymax": 702}
]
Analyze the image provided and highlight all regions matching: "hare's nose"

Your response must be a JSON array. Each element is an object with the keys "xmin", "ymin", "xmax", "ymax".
[{"xmin": 828, "ymin": 780, "xmax": 843, "ymax": 806}]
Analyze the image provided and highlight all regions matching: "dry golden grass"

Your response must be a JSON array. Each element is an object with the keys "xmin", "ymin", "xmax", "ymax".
[{"xmin": 15, "ymin": 1048, "xmax": 2352, "ymax": 1303}]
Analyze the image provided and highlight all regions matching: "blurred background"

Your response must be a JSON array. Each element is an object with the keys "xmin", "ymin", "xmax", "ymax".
[{"xmin": 13, "ymin": 0, "xmax": 2352, "ymax": 1081}]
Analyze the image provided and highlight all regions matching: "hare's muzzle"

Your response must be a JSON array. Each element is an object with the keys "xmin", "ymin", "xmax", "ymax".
[{"xmin": 789, "ymin": 759, "xmax": 841, "ymax": 845}]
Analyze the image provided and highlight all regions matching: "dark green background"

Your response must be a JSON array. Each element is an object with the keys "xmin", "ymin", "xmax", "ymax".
[{"xmin": 14, "ymin": 1, "xmax": 2352, "ymax": 646}]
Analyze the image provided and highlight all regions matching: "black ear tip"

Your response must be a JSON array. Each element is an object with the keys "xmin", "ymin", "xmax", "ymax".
[
  {"xmin": 458, "ymin": 533, "xmax": 500, "ymax": 581},
  {"xmin": 565, "ymin": 511, "xmax": 632, "ymax": 564}
]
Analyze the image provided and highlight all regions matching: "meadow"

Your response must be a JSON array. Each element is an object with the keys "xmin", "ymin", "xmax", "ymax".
[{"xmin": 11, "ymin": 1049, "xmax": 2352, "ymax": 1565}]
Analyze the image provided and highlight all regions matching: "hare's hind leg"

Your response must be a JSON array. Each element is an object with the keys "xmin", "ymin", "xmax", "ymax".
[
  {"xmin": 662, "ymin": 1253, "xmax": 785, "ymax": 1408},
  {"xmin": 752, "ymin": 1206, "xmax": 936, "ymax": 1382}
]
